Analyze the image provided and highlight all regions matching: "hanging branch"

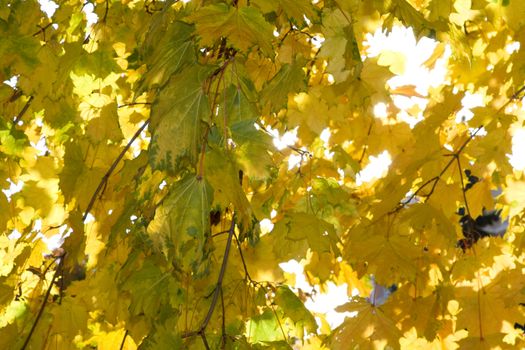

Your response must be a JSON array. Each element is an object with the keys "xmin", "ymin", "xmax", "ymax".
[
  {"xmin": 20, "ymin": 253, "xmax": 65, "ymax": 350},
  {"xmin": 181, "ymin": 218, "xmax": 236, "ymax": 348},
  {"xmin": 392, "ymin": 126, "xmax": 483, "ymax": 212},
  {"xmin": 82, "ymin": 118, "xmax": 150, "ymax": 221}
]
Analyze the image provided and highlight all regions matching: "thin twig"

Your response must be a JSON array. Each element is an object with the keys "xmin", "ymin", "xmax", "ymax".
[
  {"xmin": 455, "ymin": 156, "xmax": 471, "ymax": 217},
  {"xmin": 358, "ymin": 121, "xmax": 374, "ymax": 164},
  {"xmin": 212, "ymin": 229, "xmax": 230, "ymax": 238},
  {"xmin": 220, "ymin": 288, "xmax": 226, "ymax": 349},
  {"xmin": 102, "ymin": 0, "xmax": 109, "ymax": 23},
  {"xmin": 200, "ymin": 219, "xmax": 235, "ymax": 331},
  {"xmin": 119, "ymin": 329, "xmax": 128, "ymax": 350},
  {"xmin": 270, "ymin": 303, "xmax": 288, "ymax": 342},
  {"xmin": 232, "ymin": 232, "xmax": 255, "ymax": 284},
  {"xmin": 200, "ymin": 333, "xmax": 210, "ymax": 350},
  {"xmin": 118, "ymin": 102, "xmax": 152, "ymax": 108},
  {"xmin": 13, "ymin": 96, "xmax": 34, "ymax": 124},
  {"xmin": 82, "ymin": 118, "xmax": 150, "ymax": 221},
  {"xmin": 494, "ymin": 84, "xmax": 525, "ymax": 115},
  {"xmin": 182, "ymin": 218, "xmax": 236, "ymax": 343},
  {"xmin": 393, "ymin": 126, "xmax": 482, "ymax": 212},
  {"xmin": 20, "ymin": 254, "xmax": 65, "ymax": 350},
  {"xmin": 256, "ymin": 121, "xmax": 312, "ymax": 157},
  {"xmin": 32, "ymin": 23, "xmax": 53, "ymax": 38}
]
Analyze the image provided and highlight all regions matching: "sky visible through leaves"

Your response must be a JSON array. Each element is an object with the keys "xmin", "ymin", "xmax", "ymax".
[
  {"xmin": 36, "ymin": 0, "xmax": 525, "ymax": 330},
  {"xmin": 2, "ymin": 0, "xmax": 525, "ymax": 349}
]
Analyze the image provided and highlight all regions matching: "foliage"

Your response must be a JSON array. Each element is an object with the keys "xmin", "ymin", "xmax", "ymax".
[{"xmin": 1, "ymin": 0, "xmax": 525, "ymax": 349}]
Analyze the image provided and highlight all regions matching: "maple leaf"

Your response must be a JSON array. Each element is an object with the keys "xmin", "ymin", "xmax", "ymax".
[{"xmin": 2, "ymin": 0, "xmax": 525, "ymax": 349}]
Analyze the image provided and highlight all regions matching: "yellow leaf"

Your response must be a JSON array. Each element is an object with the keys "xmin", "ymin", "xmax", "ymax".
[
  {"xmin": 504, "ymin": 178, "xmax": 525, "ymax": 216},
  {"xmin": 377, "ymin": 50, "xmax": 406, "ymax": 75}
]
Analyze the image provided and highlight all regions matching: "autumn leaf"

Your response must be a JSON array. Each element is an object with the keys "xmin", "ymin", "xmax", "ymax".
[{"xmin": 2, "ymin": 0, "xmax": 525, "ymax": 349}]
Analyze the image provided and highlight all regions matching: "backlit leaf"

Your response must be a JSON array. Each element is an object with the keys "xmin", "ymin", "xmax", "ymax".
[{"xmin": 149, "ymin": 65, "xmax": 212, "ymax": 174}]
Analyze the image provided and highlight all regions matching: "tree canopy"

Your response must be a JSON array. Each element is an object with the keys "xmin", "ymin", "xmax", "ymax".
[{"xmin": 1, "ymin": 0, "xmax": 525, "ymax": 349}]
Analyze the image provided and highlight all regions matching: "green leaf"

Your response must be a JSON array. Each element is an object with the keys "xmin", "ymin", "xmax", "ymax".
[
  {"xmin": 318, "ymin": 8, "xmax": 361, "ymax": 83},
  {"xmin": 261, "ymin": 61, "xmax": 307, "ymax": 111},
  {"xmin": 230, "ymin": 119, "xmax": 274, "ymax": 179},
  {"xmin": 246, "ymin": 309, "xmax": 285, "ymax": 343},
  {"xmin": 0, "ymin": 122, "xmax": 28, "ymax": 157},
  {"xmin": 252, "ymin": 0, "xmax": 317, "ymax": 24},
  {"xmin": 393, "ymin": 0, "xmax": 435, "ymax": 35},
  {"xmin": 139, "ymin": 21, "xmax": 196, "ymax": 91},
  {"xmin": 272, "ymin": 212, "xmax": 339, "ymax": 260},
  {"xmin": 275, "ymin": 286, "xmax": 317, "ymax": 333},
  {"xmin": 121, "ymin": 259, "xmax": 171, "ymax": 318},
  {"xmin": 189, "ymin": 4, "xmax": 274, "ymax": 56},
  {"xmin": 147, "ymin": 174, "xmax": 213, "ymax": 272},
  {"xmin": 205, "ymin": 148, "xmax": 257, "ymax": 239},
  {"xmin": 149, "ymin": 65, "xmax": 212, "ymax": 174},
  {"xmin": 221, "ymin": 84, "xmax": 258, "ymax": 125}
]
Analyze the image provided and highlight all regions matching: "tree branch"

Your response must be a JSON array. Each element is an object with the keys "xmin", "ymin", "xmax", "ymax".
[
  {"xmin": 182, "ymin": 218, "xmax": 236, "ymax": 345},
  {"xmin": 20, "ymin": 254, "xmax": 65, "ymax": 350},
  {"xmin": 82, "ymin": 118, "xmax": 150, "ymax": 221},
  {"xmin": 18, "ymin": 111, "xmax": 149, "ymax": 349},
  {"xmin": 393, "ymin": 126, "xmax": 482, "ymax": 212},
  {"xmin": 119, "ymin": 329, "xmax": 128, "ymax": 350},
  {"xmin": 220, "ymin": 288, "xmax": 226, "ymax": 349},
  {"xmin": 13, "ymin": 96, "xmax": 34, "ymax": 125}
]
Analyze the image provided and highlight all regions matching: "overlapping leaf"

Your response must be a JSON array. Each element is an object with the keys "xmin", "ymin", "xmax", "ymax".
[
  {"xmin": 149, "ymin": 65, "xmax": 212, "ymax": 174},
  {"xmin": 189, "ymin": 3, "xmax": 274, "ymax": 56},
  {"xmin": 147, "ymin": 174, "xmax": 213, "ymax": 271}
]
